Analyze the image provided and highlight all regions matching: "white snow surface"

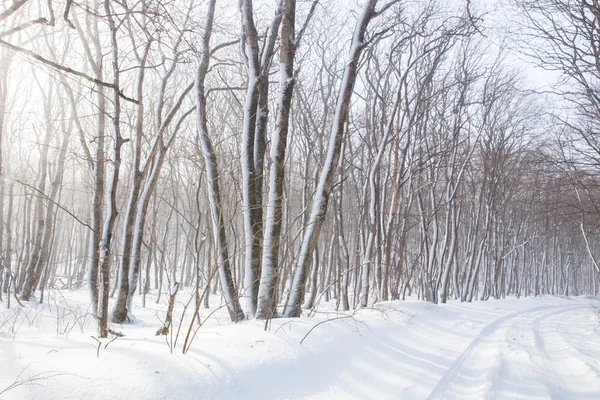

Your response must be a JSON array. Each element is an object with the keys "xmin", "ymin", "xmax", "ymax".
[{"xmin": 1, "ymin": 293, "xmax": 600, "ymax": 399}]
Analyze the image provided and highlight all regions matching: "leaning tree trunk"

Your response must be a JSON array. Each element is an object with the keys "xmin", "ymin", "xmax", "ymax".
[{"xmin": 284, "ymin": 0, "xmax": 379, "ymax": 317}]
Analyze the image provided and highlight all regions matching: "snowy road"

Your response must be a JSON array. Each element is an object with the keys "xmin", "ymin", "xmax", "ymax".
[
  {"xmin": 1, "ymin": 295, "xmax": 600, "ymax": 399},
  {"xmin": 428, "ymin": 304, "xmax": 600, "ymax": 399}
]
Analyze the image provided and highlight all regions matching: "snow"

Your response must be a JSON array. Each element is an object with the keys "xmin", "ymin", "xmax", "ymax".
[{"xmin": 2, "ymin": 292, "xmax": 600, "ymax": 399}]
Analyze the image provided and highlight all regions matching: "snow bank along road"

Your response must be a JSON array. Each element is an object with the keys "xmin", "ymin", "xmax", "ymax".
[{"xmin": 1, "ymin": 295, "xmax": 599, "ymax": 399}]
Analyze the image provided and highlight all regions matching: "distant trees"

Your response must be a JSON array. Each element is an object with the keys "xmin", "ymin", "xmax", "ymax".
[
  {"xmin": 0, "ymin": 0, "xmax": 598, "ymax": 336},
  {"xmin": 518, "ymin": 0, "xmax": 600, "ymax": 284}
]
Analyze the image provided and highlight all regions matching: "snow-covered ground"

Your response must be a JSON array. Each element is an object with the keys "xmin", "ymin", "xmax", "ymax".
[{"xmin": 1, "ymin": 292, "xmax": 599, "ymax": 399}]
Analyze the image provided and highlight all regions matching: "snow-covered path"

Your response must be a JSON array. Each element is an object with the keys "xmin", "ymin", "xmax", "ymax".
[
  {"xmin": 428, "ymin": 303, "xmax": 600, "ymax": 399},
  {"xmin": 1, "ymin": 295, "xmax": 600, "ymax": 399}
]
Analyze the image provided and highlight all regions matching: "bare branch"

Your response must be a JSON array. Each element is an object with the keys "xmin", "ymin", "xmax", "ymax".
[{"xmin": 0, "ymin": 39, "xmax": 139, "ymax": 104}]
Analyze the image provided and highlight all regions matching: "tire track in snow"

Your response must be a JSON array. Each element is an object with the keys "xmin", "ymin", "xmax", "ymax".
[
  {"xmin": 427, "ymin": 304, "xmax": 582, "ymax": 400},
  {"xmin": 551, "ymin": 309, "xmax": 600, "ymax": 369},
  {"xmin": 532, "ymin": 307, "xmax": 600, "ymax": 399},
  {"xmin": 530, "ymin": 308, "xmax": 579, "ymax": 398}
]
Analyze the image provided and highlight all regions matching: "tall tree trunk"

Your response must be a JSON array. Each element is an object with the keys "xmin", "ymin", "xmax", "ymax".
[
  {"xmin": 85, "ymin": 1, "xmax": 107, "ymax": 318},
  {"xmin": 239, "ymin": 0, "xmax": 284, "ymax": 318},
  {"xmin": 240, "ymin": 0, "xmax": 263, "ymax": 318},
  {"xmin": 97, "ymin": 0, "xmax": 124, "ymax": 338},
  {"xmin": 195, "ymin": 0, "xmax": 243, "ymax": 322}
]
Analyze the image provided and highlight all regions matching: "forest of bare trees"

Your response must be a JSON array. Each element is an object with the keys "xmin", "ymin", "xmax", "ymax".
[{"xmin": 1, "ymin": 0, "xmax": 599, "ymax": 338}]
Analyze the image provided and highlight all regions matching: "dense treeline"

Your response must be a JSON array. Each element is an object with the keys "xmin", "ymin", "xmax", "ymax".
[{"xmin": 0, "ymin": 0, "xmax": 599, "ymax": 337}]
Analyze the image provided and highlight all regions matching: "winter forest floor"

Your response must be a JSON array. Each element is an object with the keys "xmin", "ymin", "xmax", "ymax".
[{"xmin": 1, "ymin": 292, "xmax": 600, "ymax": 400}]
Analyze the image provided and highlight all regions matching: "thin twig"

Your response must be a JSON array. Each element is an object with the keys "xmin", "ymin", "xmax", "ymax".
[
  {"xmin": 299, "ymin": 315, "xmax": 353, "ymax": 345},
  {"xmin": 90, "ymin": 336, "xmax": 101, "ymax": 357}
]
